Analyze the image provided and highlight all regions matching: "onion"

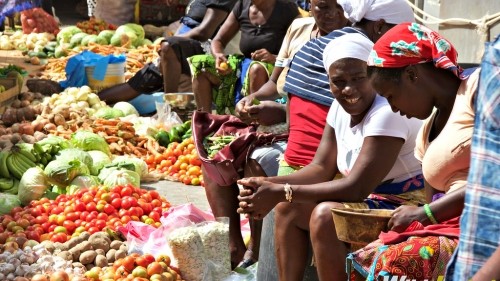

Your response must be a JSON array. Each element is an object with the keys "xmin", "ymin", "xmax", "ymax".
[{"xmin": 43, "ymin": 123, "xmax": 56, "ymax": 132}]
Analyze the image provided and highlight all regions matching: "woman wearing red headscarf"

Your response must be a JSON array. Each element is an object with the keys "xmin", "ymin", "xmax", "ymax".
[{"xmin": 348, "ymin": 22, "xmax": 480, "ymax": 280}]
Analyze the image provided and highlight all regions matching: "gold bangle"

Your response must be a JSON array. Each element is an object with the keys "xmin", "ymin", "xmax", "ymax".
[{"xmin": 284, "ymin": 183, "xmax": 293, "ymax": 203}]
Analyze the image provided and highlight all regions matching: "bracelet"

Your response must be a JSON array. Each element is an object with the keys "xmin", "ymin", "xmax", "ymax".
[
  {"xmin": 423, "ymin": 204, "xmax": 438, "ymax": 224},
  {"xmin": 284, "ymin": 183, "xmax": 293, "ymax": 203}
]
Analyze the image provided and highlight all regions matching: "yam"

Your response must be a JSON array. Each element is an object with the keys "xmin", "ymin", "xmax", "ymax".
[
  {"xmin": 53, "ymin": 242, "xmax": 68, "ymax": 252},
  {"xmin": 79, "ymin": 250, "xmax": 97, "ymax": 265},
  {"xmin": 21, "ymin": 134, "xmax": 36, "ymax": 143},
  {"xmin": 53, "ymin": 114, "xmax": 66, "ymax": 126},
  {"xmin": 2, "ymin": 108, "xmax": 18, "ymax": 126},
  {"xmin": 119, "ymin": 244, "xmax": 128, "ymax": 252},
  {"xmin": 20, "ymin": 100, "xmax": 31, "ymax": 108},
  {"xmin": 11, "ymin": 99, "xmax": 22, "ymax": 109},
  {"xmin": 10, "ymin": 133, "xmax": 22, "ymax": 144},
  {"xmin": 85, "ymin": 263, "xmax": 95, "ymax": 271},
  {"xmin": 72, "ymin": 262, "xmax": 85, "ymax": 269}
]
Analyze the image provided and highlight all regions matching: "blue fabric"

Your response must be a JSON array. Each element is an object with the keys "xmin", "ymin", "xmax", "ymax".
[
  {"xmin": 373, "ymin": 174, "xmax": 424, "ymax": 194},
  {"xmin": 234, "ymin": 58, "xmax": 252, "ymax": 104},
  {"xmin": 445, "ymin": 35, "xmax": 500, "ymax": 280},
  {"xmin": 59, "ymin": 50, "xmax": 126, "ymax": 89},
  {"xmin": 175, "ymin": 23, "xmax": 192, "ymax": 36},
  {"xmin": 0, "ymin": 0, "xmax": 40, "ymax": 23},
  {"xmin": 283, "ymin": 27, "xmax": 367, "ymax": 107}
]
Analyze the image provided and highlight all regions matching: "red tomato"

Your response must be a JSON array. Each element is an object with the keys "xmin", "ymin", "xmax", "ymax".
[
  {"xmin": 120, "ymin": 187, "xmax": 133, "ymax": 197},
  {"xmin": 111, "ymin": 198, "xmax": 121, "ymax": 209},
  {"xmin": 103, "ymin": 204, "xmax": 116, "ymax": 215},
  {"xmin": 62, "ymin": 221, "xmax": 76, "ymax": 234},
  {"xmin": 86, "ymin": 202, "xmax": 97, "ymax": 212},
  {"xmin": 82, "ymin": 194, "xmax": 94, "ymax": 204},
  {"xmin": 65, "ymin": 212, "xmax": 79, "ymax": 222},
  {"xmin": 121, "ymin": 198, "xmax": 132, "ymax": 210},
  {"xmin": 97, "ymin": 213, "xmax": 108, "ymax": 220},
  {"xmin": 95, "ymin": 219, "xmax": 106, "ymax": 230},
  {"xmin": 74, "ymin": 201, "xmax": 86, "ymax": 212},
  {"xmin": 148, "ymin": 211, "xmax": 161, "ymax": 222}
]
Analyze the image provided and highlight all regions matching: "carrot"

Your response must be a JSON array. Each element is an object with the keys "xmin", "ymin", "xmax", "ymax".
[
  {"xmin": 104, "ymin": 136, "xmax": 121, "ymax": 143},
  {"xmin": 95, "ymin": 119, "xmax": 120, "ymax": 126}
]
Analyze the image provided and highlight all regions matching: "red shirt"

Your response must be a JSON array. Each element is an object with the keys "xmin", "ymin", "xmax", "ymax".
[{"xmin": 284, "ymin": 95, "xmax": 330, "ymax": 167}]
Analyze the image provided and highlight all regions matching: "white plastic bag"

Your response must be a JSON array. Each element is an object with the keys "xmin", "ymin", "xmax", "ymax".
[{"xmin": 94, "ymin": 0, "xmax": 136, "ymax": 26}]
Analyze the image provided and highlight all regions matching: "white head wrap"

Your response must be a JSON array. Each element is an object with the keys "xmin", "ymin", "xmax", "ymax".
[
  {"xmin": 337, "ymin": 0, "xmax": 415, "ymax": 24},
  {"xmin": 323, "ymin": 33, "xmax": 374, "ymax": 72}
]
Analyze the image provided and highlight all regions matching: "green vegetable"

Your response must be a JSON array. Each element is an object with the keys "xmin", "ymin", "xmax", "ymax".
[
  {"xmin": 181, "ymin": 120, "xmax": 192, "ymax": 133},
  {"xmin": 55, "ymin": 45, "xmax": 68, "ymax": 58},
  {"xmin": 57, "ymin": 26, "xmax": 83, "ymax": 44},
  {"xmin": 155, "ymin": 130, "xmax": 170, "ymax": 147},
  {"xmin": 168, "ymin": 129, "xmax": 181, "ymax": 143},
  {"xmin": 113, "ymin": 23, "xmax": 145, "ymax": 47},
  {"xmin": 55, "ymin": 148, "xmax": 93, "ymax": 170},
  {"xmin": 4, "ymin": 179, "xmax": 19, "ymax": 195},
  {"xmin": 0, "ymin": 193, "xmax": 21, "ymax": 215},
  {"xmin": 93, "ymin": 107, "xmax": 125, "ymax": 119},
  {"xmin": 71, "ymin": 131, "xmax": 111, "ymax": 156},
  {"xmin": 87, "ymin": 150, "xmax": 111, "ymax": 176},
  {"xmin": 111, "ymin": 156, "xmax": 148, "ymax": 177},
  {"xmin": 81, "ymin": 34, "xmax": 98, "ymax": 46},
  {"xmin": 18, "ymin": 167, "xmax": 49, "ymax": 206},
  {"xmin": 252, "ymin": 98, "xmax": 261, "ymax": 105},
  {"xmin": 98, "ymin": 30, "xmax": 116, "ymax": 44},
  {"xmin": 204, "ymin": 135, "xmax": 236, "ymax": 158},
  {"xmin": 69, "ymin": 32, "xmax": 88, "ymax": 47},
  {"xmin": 68, "ymin": 175, "xmax": 100, "ymax": 194},
  {"xmin": 0, "ymin": 64, "xmax": 26, "ymax": 77},
  {"xmin": 44, "ymin": 159, "xmax": 89, "ymax": 188},
  {"xmin": 113, "ymin": 101, "xmax": 139, "ymax": 116},
  {"xmin": 103, "ymin": 169, "xmax": 140, "ymax": 188}
]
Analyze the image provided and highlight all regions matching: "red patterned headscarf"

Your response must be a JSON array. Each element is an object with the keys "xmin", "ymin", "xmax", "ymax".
[{"xmin": 367, "ymin": 22, "xmax": 467, "ymax": 79}]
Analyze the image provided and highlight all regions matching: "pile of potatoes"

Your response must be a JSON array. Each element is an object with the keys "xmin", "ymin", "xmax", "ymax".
[{"xmin": 40, "ymin": 231, "xmax": 128, "ymax": 271}]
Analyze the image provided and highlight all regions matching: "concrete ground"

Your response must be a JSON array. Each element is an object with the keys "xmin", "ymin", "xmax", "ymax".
[{"xmin": 141, "ymin": 180, "xmax": 211, "ymax": 211}]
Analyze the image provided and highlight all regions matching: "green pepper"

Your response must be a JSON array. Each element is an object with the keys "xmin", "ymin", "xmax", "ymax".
[
  {"xmin": 155, "ymin": 130, "xmax": 170, "ymax": 147},
  {"xmin": 182, "ymin": 120, "xmax": 192, "ymax": 133},
  {"xmin": 182, "ymin": 128, "xmax": 192, "ymax": 139},
  {"xmin": 168, "ymin": 130, "xmax": 181, "ymax": 143}
]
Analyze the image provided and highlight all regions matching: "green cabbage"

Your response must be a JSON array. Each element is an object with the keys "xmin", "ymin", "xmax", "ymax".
[
  {"xmin": 113, "ymin": 101, "xmax": 139, "ymax": 116},
  {"xmin": 114, "ymin": 23, "xmax": 145, "ymax": 47},
  {"xmin": 69, "ymin": 32, "xmax": 88, "ymax": 47},
  {"xmin": 0, "ymin": 193, "xmax": 21, "ymax": 215},
  {"xmin": 103, "ymin": 169, "xmax": 140, "ymax": 188},
  {"xmin": 57, "ymin": 26, "xmax": 83, "ymax": 44},
  {"xmin": 56, "ymin": 148, "xmax": 93, "ymax": 169},
  {"xmin": 93, "ymin": 107, "xmax": 125, "ymax": 119},
  {"xmin": 142, "ymin": 39, "xmax": 153, "ymax": 46},
  {"xmin": 81, "ymin": 34, "xmax": 98, "ymax": 46},
  {"xmin": 88, "ymin": 150, "xmax": 112, "ymax": 176},
  {"xmin": 68, "ymin": 175, "xmax": 100, "ymax": 194},
  {"xmin": 98, "ymin": 30, "xmax": 115, "ymax": 43},
  {"xmin": 98, "ymin": 166, "xmax": 120, "ymax": 182},
  {"xmin": 95, "ymin": 36, "xmax": 108, "ymax": 45},
  {"xmin": 71, "ymin": 131, "xmax": 111, "ymax": 156},
  {"xmin": 111, "ymin": 156, "xmax": 148, "ymax": 177},
  {"xmin": 44, "ymin": 159, "xmax": 90, "ymax": 187},
  {"xmin": 18, "ymin": 167, "xmax": 49, "ymax": 206}
]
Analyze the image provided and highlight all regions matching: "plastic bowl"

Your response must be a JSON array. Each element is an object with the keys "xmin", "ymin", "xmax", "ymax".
[
  {"xmin": 129, "ymin": 92, "xmax": 165, "ymax": 115},
  {"xmin": 331, "ymin": 208, "xmax": 393, "ymax": 247},
  {"xmin": 163, "ymin": 92, "xmax": 195, "ymax": 109}
]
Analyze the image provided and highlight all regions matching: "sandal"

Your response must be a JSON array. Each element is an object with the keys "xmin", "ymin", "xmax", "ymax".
[{"xmin": 237, "ymin": 258, "xmax": 256, "ymax": 269}]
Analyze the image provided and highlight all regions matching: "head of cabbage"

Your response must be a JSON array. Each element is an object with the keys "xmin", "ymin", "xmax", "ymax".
[
  {"xmin": 71, "ymin": 131, "xmax": 111, "ymax": 156},
  {"xmin": 113, "ymin": 102, "xmax": 139, "ymax": 116},
  {"xmin": 67, "ymin": 175, "xmax": 101, "ymax": 194},
  {"xmin": 88, "ymin": 150, "xmax": 112, "ymax": 176},
  {"xmin": 0, "ymin": 193, "xmax": 21, "ymax": 215},
  {"xmin": 55, "ymin": 148, "xmax": 93, "ymax": 169},
  {"xmin": 103, "ymin": 169, "xmax": 140, "ymax": 188},
  {"xmin": 111, "ymin": 156, "xmax": 148, "ymax": 177},
  {"xmin": 18, "ymin": 167, "xmax": 50, "ymax": 206},
  {"xmin": 44, "ymin": 159, "xmax": 90, "ymax": 188},
  {"xmin": 93, "ymin": 107, "xmax": 125, "ymax": 120}
]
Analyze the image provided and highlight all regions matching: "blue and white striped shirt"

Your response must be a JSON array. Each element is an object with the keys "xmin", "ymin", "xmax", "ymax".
[{"xmin": 283, "ymin": 26, "xmax": 367, "ymax": 106}]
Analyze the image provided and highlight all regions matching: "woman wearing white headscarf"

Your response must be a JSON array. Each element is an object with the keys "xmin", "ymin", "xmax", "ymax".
[{"xmin": 237, "ymin": 32, "xmax": 424, "ymax": 280}]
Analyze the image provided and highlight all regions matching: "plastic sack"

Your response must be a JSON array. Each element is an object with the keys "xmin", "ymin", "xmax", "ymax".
[
  {"xmin": 59, "ymin": 50, "xmax": 126, "ymax": 89},
  {"xmin": 223, "ymin": 264, "xmax": 258, "ymax": 281},
  {"xmin": 94, "ymin": 0, "xmax": 136, "ymax": 26},
  {"xmin": 153, "ymin": 101, "xmax": 182, "ymax": 131}
]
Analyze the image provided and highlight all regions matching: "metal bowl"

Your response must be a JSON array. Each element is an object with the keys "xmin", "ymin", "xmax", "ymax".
[{"xmin": 163, "ymin": 92, "xmax": 195, "ymax": 109}]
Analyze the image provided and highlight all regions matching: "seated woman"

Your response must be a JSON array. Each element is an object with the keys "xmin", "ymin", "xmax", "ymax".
[
  {"xmin": 346, "ymin": 22, "xmax": 481, "ymax": 280},
  {"xmin": 202, "ymin": 0, "xmax": 350, "ymax": 270},
  {"xmin": 189, "ymin": 0, "xmax": 299, "ymax": 114},
  {"xmin": 98, "ymin": 0, "xmax": 238, "ymax": 104},
  {"xmin": 237, "ymin": 33, "xmax": 426, "ymax": 281}
]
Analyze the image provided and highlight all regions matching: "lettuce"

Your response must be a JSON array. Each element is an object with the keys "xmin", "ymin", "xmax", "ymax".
[
  {"xmin": 98, "ymin": 30, "xmax": 115, "ymax": 44},
  {"xmin": 57, "ymin": 26, "xmax": 83, "ymax": 44},
  {"xmin": 56, "ymin": 148, "xmax": 93, "ymax": 170},
  {"xmin": 88, "ymin": 150, "xmax": 112, "ymax": 176},
  {"xmin": 68, "ymin": 175, "xmax": 101, "ymax": 194},
  {"xmin": 71, "ymin": 131, "xmax": 111, "ymax": 156},
  {"xmin": 44, "ymin": 159, "xmax": 90, "ymax": 187},
  {"xmin": 92, "ymin": 107, "xmax": 125, "ymax": 119},
  {"xmin": 113, "ymin": 101, "xmax": 139, "ymax": 116},
  {"xmin": 111, "ymin": 156, "xmax": 148, "ymax": 177}
]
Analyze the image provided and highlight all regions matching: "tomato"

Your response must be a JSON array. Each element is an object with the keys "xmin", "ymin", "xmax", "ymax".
[
  {"xmin": 114, "ymin": 265, "xmax": 129, "ymax": 280},
  {"xmin": 65, "ymin": 212, "xmax": 79, "ymax": 222},
  {"xmin": 111, "ymin": 198, "xmax": 122, "ymax": 209},
  {"xmin": 88, "ymin": 226, "xmax": 99, "ymax": 234},
  {"xmin": 74, "ymin": 201, "xmax": 86, "ymax": 212},
  {"xmin": 82, "ymin": 194, "xmax": 94, "ymax": 204},
  {"xmin": 183, "ymin": 176, "xmax": 192, "ymax": 185},
  {"xmin": 120, "ymin": 216, "xmax": 132, "ymax": 224},
  {"xmin": 97, "ymin": 212, "xmax": 108, "ymax": 220},
  {"xmin": 62, "ymin": 221, "xmax": 76, "ymax": 233},
  {"xmin": 120, "ymin": 186, "xmax": 133, "ymax": 197},
  {"xmin": 104, "ymin": 204, "xmax": 116, "ymax": 215},
  {"xmin": 95, "ymin": 219, "xmax": 106, "ymax": 230},
  {"xmin": 121, "ymin": 198, "xmax": 132, "ymax": 210},
  {"xmin": 86, "ymin": 202, "xmax": 97, "ymax": 212},
  {"xmin": 147, "ymin": 262, "xmax": 164, "ymax": 276},
  {"xmin": 148, "ymin": 211, "xmax": 161, "ymax": 222},
  {"xmin": 50, "ymin": 270, "xmax": 69, "ymax": 281},
  {"xmin": 132, "ymin": 266, "xmax": 148, "ymax": 278},
  {"xmin": 191, "ymin": 177, "xmax": 201, "ymax": 186}
]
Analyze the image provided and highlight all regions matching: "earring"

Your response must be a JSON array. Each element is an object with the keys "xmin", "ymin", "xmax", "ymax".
[{"xmin": 377, "ymin": 31, "xmax": 382, "ymax": 34}]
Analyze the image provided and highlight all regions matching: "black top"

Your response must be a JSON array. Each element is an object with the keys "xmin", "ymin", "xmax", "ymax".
[
  {"xmin": 185, "ymin": 0, "xmax": 238, "ymax": 24},
  {"xmin": 233, "ymin": 0, "xmax": 298, "ymax": 58}
]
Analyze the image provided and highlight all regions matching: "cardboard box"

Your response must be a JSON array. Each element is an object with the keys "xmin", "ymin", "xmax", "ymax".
[{"xmin": 0, "ymin": 77, "xmax": 20, "ymax": 114}]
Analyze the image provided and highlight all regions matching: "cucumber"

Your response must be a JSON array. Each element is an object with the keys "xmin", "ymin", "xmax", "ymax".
[{"xmin": 28, "ymin": 51, "xmax": 48, "ymax": 59}]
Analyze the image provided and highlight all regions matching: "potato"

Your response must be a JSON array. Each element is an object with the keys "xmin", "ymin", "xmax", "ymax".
[
  {"xmin": 72, "ymin": 262, "xmax": 85, "ymax": 269},
  {"xmin": 69, "ymin": 248, "xmax": 81, "ymax": 262},
  {"xmin": 53, "ymin": 242, "xmax": 68, "ymax": 252},
  {"xmin": 64, "ymin": 237, "xmax": 82, "ymax": 250},
  {"xmin": 57, "ymin": 251, "xmax": 73, "ymax": 261},
  {"xmin": 95, "ymin": 248, "xmax": 105, "ymax": 256},
  {"xmin": 106, "ymin": 249, "xmax": 116, "ymax": 263},
  {"xmin": 40, "ymin": 241, "xmax": 55, "ymax": 253},
  {"xmin": 119, "ymin": 244, "xmax": 128, "ymax": 253},
  {"xmin": 53, "ymin": 114, "xmax": 65, "ymax": 126},
  {"xmin": 91, "ymin": 238, "xmax": 110, "ymax": 252},
  {"xmin": 75, "ymin": 241, "xmax": 92, "ymax": 253},
  {"xmin": 79, "ymin": 232, "xmax": 91, "ymax": 241},
  {"xmin": 110, "ymin": 240, "xmax": 123, "ymax": 250},
  {"xmin": 89, "ymin": 232, "xmax": 110, "ymax": 243},
  {"xmin": 114, "ymin": 249, "xmax": 127, "ymax": 260},
  {"xmin": 79, "ymin": 250, "xmax": 97, "ymax": 265},
  {"xmin": 94, "ymin": 255, "xmax": 108, "ymax": 268}
]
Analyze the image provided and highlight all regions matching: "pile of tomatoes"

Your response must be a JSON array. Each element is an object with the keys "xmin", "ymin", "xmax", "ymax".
[
  {"xmin": 146, "ymin": 137, "xmax": 204, "ymax": 186},
  {"xmin": 0, "ymin": 184, "xmax": 171, "ymax": 244}
]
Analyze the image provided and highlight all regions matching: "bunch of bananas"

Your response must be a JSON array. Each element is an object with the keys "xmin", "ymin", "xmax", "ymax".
[
  {"xmin": 0, "ymin": 177, "xmax": 19, "ymax": 194},
  {"xmin": 0, "ymin": 143, "xmax": 42, "ymax": 180}
]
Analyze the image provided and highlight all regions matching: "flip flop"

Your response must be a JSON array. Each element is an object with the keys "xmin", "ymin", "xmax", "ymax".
[{"xmin": 237, "ymin": 258, "xmax": 256, "ymax": 269}]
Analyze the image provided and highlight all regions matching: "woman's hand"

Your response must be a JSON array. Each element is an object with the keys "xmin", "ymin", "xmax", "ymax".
[
  {"xmin": 237, "ymin": 177, "xmax": 283, "ymax": 220},
  {"xmin": 251, "ymin": 49, "xmax": 276, "ymax": 64},
  {"xmin": 214, "ymin": 53, "xmax": 232, "ymax": 75},
  {"xmin": 245, "ymin": 101, "xmax": 286, "ymax": 126},
  {"xmin": 235, "ymin": 95, "xmax": 256, "ymax": 123},
  {"xmin": 388, "ymin": 205, "xmax": 427, "ymax": 233}
]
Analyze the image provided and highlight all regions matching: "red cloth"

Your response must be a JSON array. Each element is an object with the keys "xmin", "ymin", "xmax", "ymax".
[
  {"xmin": 379, "ymin": 216, "xmax": 460, "ymax": 244},
  {"xmin": 284, "ymin": 95, "xmax": 329, "ymax": 167},
  {"xmin": 368, "ymin": 22, "xmax": 466, "ymax": 79}
]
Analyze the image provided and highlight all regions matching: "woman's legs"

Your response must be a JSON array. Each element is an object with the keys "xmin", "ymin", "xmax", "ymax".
[
  {"xmin": 275, "ymin": 202, "xmax": 316, "ymax": 281},
  {"xmin": 202, "ymin": 167, "xmax": 245, "ymax": 268},
  {"xmin": 159, "ymin": 42, "xmax": 182, "ymax": 94},
  {"xmin": 192, "ymin": 72, "xmax": 219, "ymax": 112},
  {"xmin": 310, "ymin": 202, "xmax": 349, "ymax": 281},
  {"xmin": 247, "ymin": 63, "xmax": 270, "ymax": 94}
]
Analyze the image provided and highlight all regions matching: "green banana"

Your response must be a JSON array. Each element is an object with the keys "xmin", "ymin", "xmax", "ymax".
[
  {"xmin": 15, "ymin": 151, "xmax": 37, "ymax": 169},
  {"xmin": 0, "ymin": 151, "xmax": 11, "ymax": 178},
  {"xmin": 17, "ymin": 147, "xmax": 37, "ymax": 164},
  {"xmin": 33, "ymin": 143, "xmax": 44, "ymax": 155},
  {"xmin": 7, "ymin": 154, "xmax": 23, "ymax": 180},
  {"xmin": 13, "ymin": 153, "xmax": 32, "ymax": 173},
  {"xmin": 0, "ymin": 177, "xmax": 14, "ymax": 191},
  {"xmin": 4, "ymin": 179, "xmax": 19, "ymax": 195}
]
